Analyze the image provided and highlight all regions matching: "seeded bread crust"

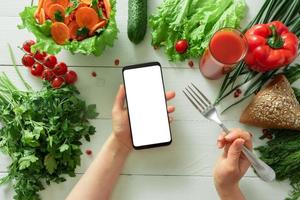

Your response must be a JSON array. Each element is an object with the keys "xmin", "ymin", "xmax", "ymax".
[{"xmin": 240, "ymin": 75, "xmax": 300, "ymax": 130}]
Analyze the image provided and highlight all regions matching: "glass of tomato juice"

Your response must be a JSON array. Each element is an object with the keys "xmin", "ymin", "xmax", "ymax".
[{"xmin": 199, "ymin": 28, "xmax": 248, "ymax": 80}]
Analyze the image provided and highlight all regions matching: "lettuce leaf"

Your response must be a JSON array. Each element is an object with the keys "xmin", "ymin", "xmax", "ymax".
[
  {"xmin": 149, "ymin": 0, "xmax": 246, "ymax": 61},
  {"xmin": 19, "ymin": 0, "xmax": 118, "ymax": 56}
]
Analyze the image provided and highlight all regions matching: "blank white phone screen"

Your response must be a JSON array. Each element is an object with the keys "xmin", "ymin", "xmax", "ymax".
[{"xmin": 123, "ymin": 65, "xmax": 171, "ymax": 148}]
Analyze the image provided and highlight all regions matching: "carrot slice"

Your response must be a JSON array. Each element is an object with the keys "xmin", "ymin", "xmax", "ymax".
[
  {"xmin": 68, "ymin": 21, "xmax": 79, "ymax": 40},
  {"xmin": 34, "ymin": 0, "xmax": 45, "ymax": 19},
  {"xmin": 48, "ymin": 4, "xmax": 65, "ymax": 22},
  {"xmin": 43, "ymin": 0, "xmax": 69, "ymax": 17},
  {"xmin": 39, "ymin": 8, "xmax": 46, "ymax": 24},
  {"xmin": 51, "ymin": 22, "xmax": 70, "ymax": 45},
  {"xmin": 79, "ymin": 0, "xmax": 92, "ymax": 5},
  {"xmin": 75, "ymin": 7, "xmax": 99, "ymax": 30},
  {"xmin": 103, "ymin": 0, "xmax": 111, "ymax": 18},
  {"xmin": 56, "ymin": 0, "xmax": 69, "ymax": 8},
  {"xmin": 89, "ymin": 20, "xmax": 107, "ymax": 36}
]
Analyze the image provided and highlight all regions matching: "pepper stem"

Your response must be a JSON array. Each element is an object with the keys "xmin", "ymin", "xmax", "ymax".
[{"xmin": 267, "ymin": 25, "xmax": 284, "ymax": 49}]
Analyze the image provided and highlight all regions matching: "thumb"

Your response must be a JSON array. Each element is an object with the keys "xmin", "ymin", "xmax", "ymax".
[
  {"xmin": 227, "ymin": 138, "xmax": 245, "ymax": 166},
  {"xmin": 113, "ymin": 85, "xmax": 126, "ymax": 111}
]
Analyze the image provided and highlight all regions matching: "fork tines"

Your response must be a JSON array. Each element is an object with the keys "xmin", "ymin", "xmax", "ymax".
[{"xmin": 182, "ymin": 83, "xmax": 212, "ymax": 114}]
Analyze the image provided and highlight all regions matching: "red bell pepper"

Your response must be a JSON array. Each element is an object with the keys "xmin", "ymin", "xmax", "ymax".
[{"xmin": 245, "ymin": 21, "xmax": 298, "ymax": 72}]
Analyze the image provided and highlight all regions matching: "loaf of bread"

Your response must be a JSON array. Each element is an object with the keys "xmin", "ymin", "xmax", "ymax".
[{"xmin": 240, "ymin": 75, "xmax": 300, "ymax": 130}]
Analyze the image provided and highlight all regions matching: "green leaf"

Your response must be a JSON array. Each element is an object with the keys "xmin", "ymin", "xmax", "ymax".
[
  {"xmin": 85, "ymin": 104, "xmax": 99, "ymax": 119},
  {"xmin": 59, "ymin": 144, "xmax": 69, "ymax": 152},
  {"xmin": 149, "ymin": 0, "xmax": 246, "ymax": 61},
  {"xmin": 18, "ymin": 155, "xmax": 38, "ymax": 170},
  {"xmin": 66, "ymin": 0, "xmax": 79, "ymax": 16},
  {"xmin": 44, "ymin": 154, "xmax": 57, "ymax": 174},
  {"xmin": 77, "ymin": 27, "xmax": 89, "ymax": 38},
  {"xmin": 54, "ymin": 11, "xmax": 64, "ymax": 22}
]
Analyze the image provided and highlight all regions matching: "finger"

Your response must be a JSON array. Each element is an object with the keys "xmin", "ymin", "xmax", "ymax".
[
  {"xmin": 225, "ymin": 129, "xmax": 252, "ymax": 150},
  {"xmin": 113, "ymin": 85, "xmax": 126, "ymax": 111},
  {"xmin": 166, "ymin": 91, "xmax": 176, "ymax": 100},
  {"xmin": 167, "ymin": 105, "xmax": 175, "ymax": 113},
  {"xmin": 217, "ymin": 132, "xmax": 226, "ymax": 149},
  {"xmin": 227, "ymin": 138, "xmax": 245, "ymax": 167},
  {"xmin": 169, "ymin": 115, "xmax": 174, "ymax": 123},
  {"xmin": 217, "ymin": 133, "xmax": 226, "ymax": 149},
  {"xmin": 222, "ymin": 143, "xmax": 231, "ymax": 158}
]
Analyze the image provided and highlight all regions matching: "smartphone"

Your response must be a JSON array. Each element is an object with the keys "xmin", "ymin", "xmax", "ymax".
[{"xmin": 122, "ymin": 62, "xmax": 172, "ymax": 149}]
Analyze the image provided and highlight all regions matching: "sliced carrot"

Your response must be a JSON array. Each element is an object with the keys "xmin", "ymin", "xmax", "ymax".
[
  {"xmin": 75, "ymin": 7, "xmax": 99, "ymax": 30},
  {"xmin": 43, "ymin": 0, "xmax": 69, "ymax": 17},
  {"xmin": 68, "ymin": 21, "xmax": 79, "ymax": 40},
  {"xmin": 34, "ymin": 0, "xmax": 45, "ymax": 19},
  {"xmin": 39, "ymin": 8, "xmax": 46, "ymax": 24},
  {"xmin": 56, "ymin": 0, "xmax": 69, "ymax": 8},
  {"xmin": 103, "ymin": 0, "xmax": 111, "ymax": 18},
  {"xmin": 89, "ymin": 20, "xmax": 107, "ymax": 36},
  {"xmin": 48, "ymin": 4, "xmax": 65, "ymax": 22},
  {"xmin": 79, "ymin": 0, "xmax": 92, "ymax": 5},
  {"xmin": 51, "ymin": 22, "xmax": 70, "ymax": 45}
]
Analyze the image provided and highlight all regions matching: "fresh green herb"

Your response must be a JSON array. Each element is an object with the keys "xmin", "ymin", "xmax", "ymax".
[
  {"xmin": 77, "ymin": 27, "xmax": 90, "ymax": 38},
  {"xmin": 149, "ymin": 0, "xmax": 246, "ymax": 61},
  {"xmin": 54, "ymin": 11, "xmax": 64, "ymax": 22},
  {"xmin": 19, "ymin": 0, "xmax": 118, "ymax": 56},
  {"xmin": 215, "ymin": 0, "xmax": 300, "ymax": 111},
  {"xmin": 66, "ymin": 0, "xmax": 79, "ymax": 16},
  {"xmin": 0, "ymin": 47, "xmax": 99, "ymax": 200}
]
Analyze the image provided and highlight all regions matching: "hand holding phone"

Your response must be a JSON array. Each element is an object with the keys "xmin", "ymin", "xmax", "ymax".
[{"xmin": 122, "ymin": 62, "xmax": 173, "ymax": 149}]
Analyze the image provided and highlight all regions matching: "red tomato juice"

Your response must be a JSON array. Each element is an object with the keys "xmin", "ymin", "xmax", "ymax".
[{"xmin": 200, "ymin": 28, "xmax": 247, "ymax": 80}]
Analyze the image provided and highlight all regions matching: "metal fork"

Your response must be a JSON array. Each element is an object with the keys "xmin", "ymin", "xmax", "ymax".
[{"xmin": 183, "ymin": 83, "xmax": 275, "ymax": 182}]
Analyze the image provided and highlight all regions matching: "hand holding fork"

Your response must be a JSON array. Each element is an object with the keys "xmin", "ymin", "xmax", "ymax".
[{"xmin": 183, "ymin": 83, "xmax": 275, "ymax": 182}]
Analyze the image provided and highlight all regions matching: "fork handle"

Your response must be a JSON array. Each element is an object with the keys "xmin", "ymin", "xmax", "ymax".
[{"xmin": 221, "ymin": 125, "xmax": 276, "ymax": 182}]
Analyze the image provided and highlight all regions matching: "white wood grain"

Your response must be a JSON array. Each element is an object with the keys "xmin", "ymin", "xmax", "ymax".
[
  {"xmin": 0, "ymin": 173, "xmax": 291, "ymax": 200},
  {"xmin": 0, "ymin": 0, "xmax": 297, "ymax": 199},
  {"xmin": 0, "ymin": 0, "xmax": 31, "ymax": 17}
]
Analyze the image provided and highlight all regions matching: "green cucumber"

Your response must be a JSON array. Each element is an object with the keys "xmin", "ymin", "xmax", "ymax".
[{"xmin": 127, "ymin": 0, "xmax": 147, "ymax": 44}]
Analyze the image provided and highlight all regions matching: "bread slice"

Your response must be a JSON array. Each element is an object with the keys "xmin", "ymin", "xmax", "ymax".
[{"xmin": 240, "ymin": 75, "xmax": 300, "ymax": 130}]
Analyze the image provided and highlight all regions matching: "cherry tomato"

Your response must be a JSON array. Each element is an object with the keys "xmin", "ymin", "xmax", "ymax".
[
  {"xmin": 51, "ymin": 77, "xmax": 65, "ymax": 88},
  {"xmin": 53, "ymin": 62, "xmax": 68, "ymax": 76},
  {"xmin": 22, "ymin": 40, "xmax": 35, "ymax": 53},
  {"xmin": 44, "ymin": 55, "xmax": 57, "ymax": 69},
  {"xmin": 31, "ymin": 63, "xmax": 44, "ymax": 77},
  {"xmin": 34, "ymin": 51, "xmax": 47, "ymax": 61},
  {"xmin": 65, "ymin": 70, "xmax": 78, "ymax": 84},
  {"xmin": 175, "ymin": 39, "xmax": 189, "ymax": 54},
  {"xmin": 42, "ymin": 69, "xmax": 55, "ymax": 81},
  {"xmin": 22, "ymin": 54, "xmax": 35, "ymax": 67}
]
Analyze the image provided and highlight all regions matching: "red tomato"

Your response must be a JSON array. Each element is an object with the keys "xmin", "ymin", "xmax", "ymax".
[
  {"xmin": 34, "ymin": 51, "xmax": 47, "ymax": 61},
  {"xmin": 65, "ymin": 70, "xmax": 78, "ymax": 84},
  {"xmin": 31, "ymin": 63, "xmax": 44, "ymax": 77},
  {"xmin": 51, "ymin": 77, "xmax": 65, "ymax": 88},
  {"xmin": 44, "ymin": 55, "xmax": 57, "ymax": 69},
  {"xmin": 53, "ymin": 62, "xmax": 68, "ymax": 76},
  {"xmin": 175, "ymin": 39, "xmax": 189, "ymax": 54},
  {"xmin": 22, "ymin": 54, "xmax": 35, "ymax": 67},
  {"xmin": 42, "ymin": 69, "xmax": 55, "ymax": 81},
  {"xmin": 22, "ymin": 40, "xmax": 35, "ymax": 53}
]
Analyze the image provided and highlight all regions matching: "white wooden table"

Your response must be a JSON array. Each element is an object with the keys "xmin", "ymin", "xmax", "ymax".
[{"xmin": 0, "ymin": 0, "xmax": 294, "ymax": 199}]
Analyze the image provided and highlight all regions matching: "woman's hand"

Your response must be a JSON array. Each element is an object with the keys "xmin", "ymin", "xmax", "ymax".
[
  {"xmin": 214, "ymin": 129, "xmax": 252, "ymax": 200},
  {"xmin": 111, "ymin": 85, "xmax": 176, "ymax": 151}
]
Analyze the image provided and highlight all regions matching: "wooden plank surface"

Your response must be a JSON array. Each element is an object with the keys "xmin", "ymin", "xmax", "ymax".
[{"xmin": 0, "ymin": 0, "xmax": 297, "ymax": 199}]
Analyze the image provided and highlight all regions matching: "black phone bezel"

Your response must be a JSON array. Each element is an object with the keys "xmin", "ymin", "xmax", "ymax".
[{"xmin": 122, "ymin": 62, "xmax": 172, "ymax": 150}]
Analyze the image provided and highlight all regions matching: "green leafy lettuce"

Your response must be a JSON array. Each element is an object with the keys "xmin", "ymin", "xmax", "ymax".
[
  {"xmin": 18, "ymin": 0, "xmax": 118, "ymax": 56},
  {"xmin": 149, "ymin": 0, "xmax": 246, "ymax": 61}
]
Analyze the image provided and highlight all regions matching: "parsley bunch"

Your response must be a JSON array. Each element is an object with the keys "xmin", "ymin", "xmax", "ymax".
[{"xmin": 0, "ymin": 49, "xmax": 99, "ymax": 199}]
